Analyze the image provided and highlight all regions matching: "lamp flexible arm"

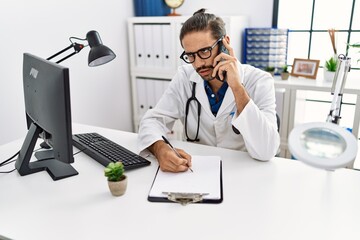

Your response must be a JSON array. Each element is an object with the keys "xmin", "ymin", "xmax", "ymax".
[
  {"xmin": 326, "ymin": 54, "xmax": 351, "ymax": 124},
  {"xmin": 46, "ymin": 43, "xmax": 85, "ymax": 64}
]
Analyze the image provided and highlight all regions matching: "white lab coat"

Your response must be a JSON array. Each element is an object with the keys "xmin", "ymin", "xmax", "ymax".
[{"xmin": 138, "ymin": 62, "xmax": 280, "ymax": 161}]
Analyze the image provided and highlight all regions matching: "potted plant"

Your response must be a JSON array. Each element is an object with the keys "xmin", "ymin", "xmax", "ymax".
[
  {"xmin": 280, "ymin": 65, "xmax": 290, "ymax": 80},
  {"xmin": 323, "ymin": 56, "xmax": 337, "ymax": 82},
  {"xmin": 264, "ymin": 66, "xmax": 275, "ymax": 76},
  {"xmin": 104, "ymin": 161, "xmax": 128, "ymax": 196}
]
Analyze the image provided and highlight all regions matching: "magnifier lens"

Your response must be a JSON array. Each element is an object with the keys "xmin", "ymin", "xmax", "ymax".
[{"xmin": 300, "ymin": 128, "xmax": 346, "ymax": 159}]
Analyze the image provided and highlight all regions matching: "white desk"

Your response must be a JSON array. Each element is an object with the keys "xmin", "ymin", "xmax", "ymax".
[
  {"xmin": 274, "ymin": 75, "xmax": 360, "ymax": 159},
  {"xmin": 1, "ymin": 124, "xmax": 360, "ymax": 240}
]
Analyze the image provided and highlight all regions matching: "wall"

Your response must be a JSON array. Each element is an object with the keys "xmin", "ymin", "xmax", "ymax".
[
  {"xmin": 0, "ymin": 0, "xmax": 273, "ymax": 146},
  {"xmin": 0, "ymin": 0, "xmax": 134, "ymax": 145},
  {"xmin": 177, "ymin": 0, "xmax": 274, "ymax": 27}
]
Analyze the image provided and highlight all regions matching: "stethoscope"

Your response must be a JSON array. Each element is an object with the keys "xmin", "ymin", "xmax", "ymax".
[
  {"xmin": 184, "ymin": 81, "xmax": 241, "ymax": 142},
  {"xmin": 185, "ymin": 82, "xmax": 201, "ymax": 142}
]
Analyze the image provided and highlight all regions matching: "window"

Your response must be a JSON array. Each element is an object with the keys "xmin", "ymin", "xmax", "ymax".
[{"xmin": 274, "ymin": 0, "xmax": 360, "ymax": 69}]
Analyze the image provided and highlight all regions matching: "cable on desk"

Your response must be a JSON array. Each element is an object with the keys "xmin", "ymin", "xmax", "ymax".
[
  {"xmin": 0, "ymin": 146, "xmax": 85, "ymax": 174},
  {"xmin": 0, "ymin": 167, "xmax": 16, "ymax": 174},
  {"xmin": 0, "ymin": 150, "xmax": 19, "ymax": 167},
  {"xmin": 0, "ymin": 147, "xmax": 54, "ymax": 172},
  {"xmin": 73, "ymin": 148, "xmax": 86, "ymax": 156},
  {"xmin": 0, "ymin": 150, "xmax": 19, "ymax": 173}
]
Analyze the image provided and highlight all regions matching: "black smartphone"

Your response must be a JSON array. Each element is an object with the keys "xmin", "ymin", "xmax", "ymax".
[{"xmin": 215, "ymin": 40, "xmax": 229, "ymax": 81}]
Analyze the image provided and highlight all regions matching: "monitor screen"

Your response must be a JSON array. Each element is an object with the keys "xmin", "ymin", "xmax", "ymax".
[{"xmin": 15, "ymin": 53, "xmax": 78, "ymax": 180}]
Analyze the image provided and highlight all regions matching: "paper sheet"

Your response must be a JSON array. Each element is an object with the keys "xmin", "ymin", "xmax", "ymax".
[{"xmin": 148, "ymin": 155, "xmax": 222, "ymax": 200}]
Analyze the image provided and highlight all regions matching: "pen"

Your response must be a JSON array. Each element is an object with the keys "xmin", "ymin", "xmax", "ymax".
[{"xmin": 162, "ymin": 135, "xmax": 193, "ymax": 172}]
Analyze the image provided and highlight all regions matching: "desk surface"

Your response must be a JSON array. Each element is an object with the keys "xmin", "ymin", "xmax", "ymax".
[
  {"xmin": 1, "ymin": 124, "xmax": 360, "ymax": 240},
  {"xmin": 274, "ymin": 74, "xmax": 360, "ymax": 93}
]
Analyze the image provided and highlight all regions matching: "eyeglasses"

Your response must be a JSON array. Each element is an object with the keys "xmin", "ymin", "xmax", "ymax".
[{"xmin": 180, "ymin": 37, "xmax": 223, "ymax": 64}]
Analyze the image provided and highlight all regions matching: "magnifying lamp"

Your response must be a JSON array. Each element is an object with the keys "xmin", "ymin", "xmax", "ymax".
[{"xmin": 288, "ymin": 55, "xmax": 358, "ymax": 170}]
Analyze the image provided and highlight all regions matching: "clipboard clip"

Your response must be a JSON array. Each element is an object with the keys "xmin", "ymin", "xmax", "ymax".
[{"xmin": 162, "ymin": 192, "xmax": 209, "ymax": 206}]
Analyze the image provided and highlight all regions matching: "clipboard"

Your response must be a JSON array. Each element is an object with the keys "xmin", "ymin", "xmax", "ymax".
[{"xmin": 148, "ymin": 156, "xmax": 223, "ymax": 205}]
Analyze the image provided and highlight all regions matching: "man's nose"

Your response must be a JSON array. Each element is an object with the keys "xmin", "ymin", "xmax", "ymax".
[{"xmin": 193, "ymin": 54, "xmax": 206, "ymax": 68}]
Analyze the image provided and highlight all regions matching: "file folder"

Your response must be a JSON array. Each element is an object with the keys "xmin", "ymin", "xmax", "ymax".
[
  {"xmin": 134, "ymin": 24, "xmax": 145, "ymax": 67},
  {"xmin": 143, "ymin": 24, "xmax": 154, "ymax": 66},
  {"xmin": 154, "ymin": 79, "xmax": 165, "ymax": 104},
  {"xmin": 161, "ymin": 24, "xmax": 173, "ymax": 68},
  {"xmin": 148, "ymin": 156, "xmax": 223, "ymax": 205},
  {"xmin": 136, "ymin": 77, "xmax": 148, "ymax": 118},
  {"xmin": 145, "ymin": 79, "xmax": 156, "ymax": 110},
  {"xmin": 152, "ymin": 24, "xmax": 163, "ymax": 68}
]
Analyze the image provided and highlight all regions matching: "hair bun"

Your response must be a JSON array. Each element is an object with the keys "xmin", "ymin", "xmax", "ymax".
[{"xmin": 193, "ymin": 8, "xmax": 206, "ymax": 16}]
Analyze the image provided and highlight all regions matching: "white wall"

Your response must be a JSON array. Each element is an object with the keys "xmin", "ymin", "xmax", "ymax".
[
  {"xmin": 0, "ymin": 0, "xmax": 134, "ymax": 145},
  {"xmin": 177, "ymin": 0, "xmax": 274, "ymax": 27},
  {"xmin": 0, "ymin": 0, "xmax": 273, "ymax": 146}
]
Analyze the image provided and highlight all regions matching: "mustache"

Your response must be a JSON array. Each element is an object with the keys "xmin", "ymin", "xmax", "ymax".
[{"xmin": 196, "ymin": 65, "xmax": 214, "ymax": 72}]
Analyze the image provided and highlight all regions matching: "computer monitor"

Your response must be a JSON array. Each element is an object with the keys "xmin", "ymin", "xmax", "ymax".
[{"xmin": 15, "ymin": 53, "xmax": 78, "ymax": 180}]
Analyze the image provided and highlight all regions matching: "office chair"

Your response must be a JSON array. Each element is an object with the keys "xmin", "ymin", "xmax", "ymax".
[{"xmin": 276, "ymin": 113, "xmax": 280, "ymax": 132}]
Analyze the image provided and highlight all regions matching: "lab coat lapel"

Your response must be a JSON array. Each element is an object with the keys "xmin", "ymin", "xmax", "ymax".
[{"xmin": 190, "ymin": 73, "xmax": 216, "ymax": 120}]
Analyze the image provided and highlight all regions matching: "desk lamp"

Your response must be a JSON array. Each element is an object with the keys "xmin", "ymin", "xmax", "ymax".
[
  {"xmin": 36, "ymin": 30, "xmax": 116, "ymax": 150},
  {"xmin": 47, "ymin": 30, "xmax": 116, "ymax": 65},
  {"xmin": 288, "ymin": 54, "xmax": 358, "ymax": 170}
]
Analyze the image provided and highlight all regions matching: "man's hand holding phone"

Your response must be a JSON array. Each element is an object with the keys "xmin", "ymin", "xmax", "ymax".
[
  {"xmin": 213, "ymin": 36, "xmax": 250, "ymax": 115},
  {"xmin": 215, "ymin": 37, "xmax": 230, "ymax": 81},
  {"xmin": 212, "ymin": 36, "xmax": 242, "ymax": 88}
]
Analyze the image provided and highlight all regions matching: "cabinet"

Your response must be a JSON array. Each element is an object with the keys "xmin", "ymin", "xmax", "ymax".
[
  {"xmin": 243, "ymin": 28, "xmax": 288, "ymax": 72},
  {"xmin": 127, "ymin": 16, "xmax": 249, "ymax": 135}
]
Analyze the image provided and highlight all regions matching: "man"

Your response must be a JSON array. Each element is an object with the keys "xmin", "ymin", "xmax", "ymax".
[{"xmin": 138, "ymin": 9, "xmax": 280, "ymax": 172}]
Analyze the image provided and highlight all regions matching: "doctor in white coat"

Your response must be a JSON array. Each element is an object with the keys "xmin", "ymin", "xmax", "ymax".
[{"xmin": 138, "ymin": 9, "xmax": 280, "ymax": 172}]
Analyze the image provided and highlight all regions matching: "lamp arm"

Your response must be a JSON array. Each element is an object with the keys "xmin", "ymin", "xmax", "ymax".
[
  {"xmin": 46, "ymin": 43, "xmax": 85, "ymax": 64},
  {"xmin": 326, "ymin": 54, "xmax": 351, "ymax": 124}
]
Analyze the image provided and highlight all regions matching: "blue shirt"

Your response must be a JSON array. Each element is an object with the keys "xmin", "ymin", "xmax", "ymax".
[{"xmin": 204, "ymin": 81, "xmax": 229, "ymax": 116}]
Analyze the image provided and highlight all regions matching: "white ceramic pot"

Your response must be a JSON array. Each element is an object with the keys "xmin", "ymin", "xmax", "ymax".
[
  {"xmin": 281, "ymin": 72, "xmax": 290, "ymax": 80},
  {"xmin": 323, "ymin": 69, "xmax": 336, "ymax": 82},
  {"xmin": 108, "ymin": 175, "xmax": 128, "ymax": 196}
]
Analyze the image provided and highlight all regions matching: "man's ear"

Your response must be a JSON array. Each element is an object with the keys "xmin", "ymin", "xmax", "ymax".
[{"xmin": 224, "ymin": 35, "xmax": 230, "ymax": 45}]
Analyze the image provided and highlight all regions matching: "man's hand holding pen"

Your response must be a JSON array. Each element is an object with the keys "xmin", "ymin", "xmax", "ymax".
[{"xmin": 148, "ymin": 136, "xmax": 192, "ymax": 173}]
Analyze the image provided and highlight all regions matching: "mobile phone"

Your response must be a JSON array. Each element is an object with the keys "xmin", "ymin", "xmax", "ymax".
[{"xmin": 215, "ymin": 40, "xmax": 229, "ymax": 81}]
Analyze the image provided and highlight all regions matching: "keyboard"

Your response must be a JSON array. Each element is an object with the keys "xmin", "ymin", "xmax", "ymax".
[{"xmin": 72, "ymin": 132, "xmax": 151, "ymax": 170}]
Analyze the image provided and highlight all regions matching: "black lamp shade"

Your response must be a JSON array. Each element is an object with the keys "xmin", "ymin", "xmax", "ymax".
[{"xmin": 86, "ymin": 30, "xmax": 116, "ymax": 67}]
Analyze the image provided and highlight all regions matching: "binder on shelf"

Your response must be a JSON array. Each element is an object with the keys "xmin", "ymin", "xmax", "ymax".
[
  {"xmin": 161, "ymin": 24, "xmax": 172, "ymax": 68},
  {"xmin": 152, "ymin": 24, "xmax": 164, "ymax": 68},
  {"xmin": 143, "ymin": 24, "xmax": 154, "ymax": 67},
  {"xmin": 136, "ymin": 78, "xmax": 148, "ymax": 118},
  {"xmin": 148, "ymin": 156, "xmax": 223, "ymax": 205},
  {"xmin": 134, "ymin": 24, "xmax": 145, "ymax": 67},
  {"xmin": 145, "ymin": 79, "xmax": 156, "ymax": 110},
  {"xmin": 154, "ymin": 79, "xmax": 165, "ymax": 104}
]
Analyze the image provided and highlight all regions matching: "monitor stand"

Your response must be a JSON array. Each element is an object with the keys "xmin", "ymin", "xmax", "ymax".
[{"xmin": 15, "ymin": 123, "xmax": 78, "ymax": 181}]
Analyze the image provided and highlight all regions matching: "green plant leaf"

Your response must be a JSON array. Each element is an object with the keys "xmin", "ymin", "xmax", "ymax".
[
  {"xmin": 104, "ymin": 161, "xmax": 125, "ymax": 181},
  {"xmin": 282, "ymin": 65, "xmax": 288, "ymax": 73},
  {"xmin": 325, "ymin": 57, "xmax": 337, "ymax": 72}
]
